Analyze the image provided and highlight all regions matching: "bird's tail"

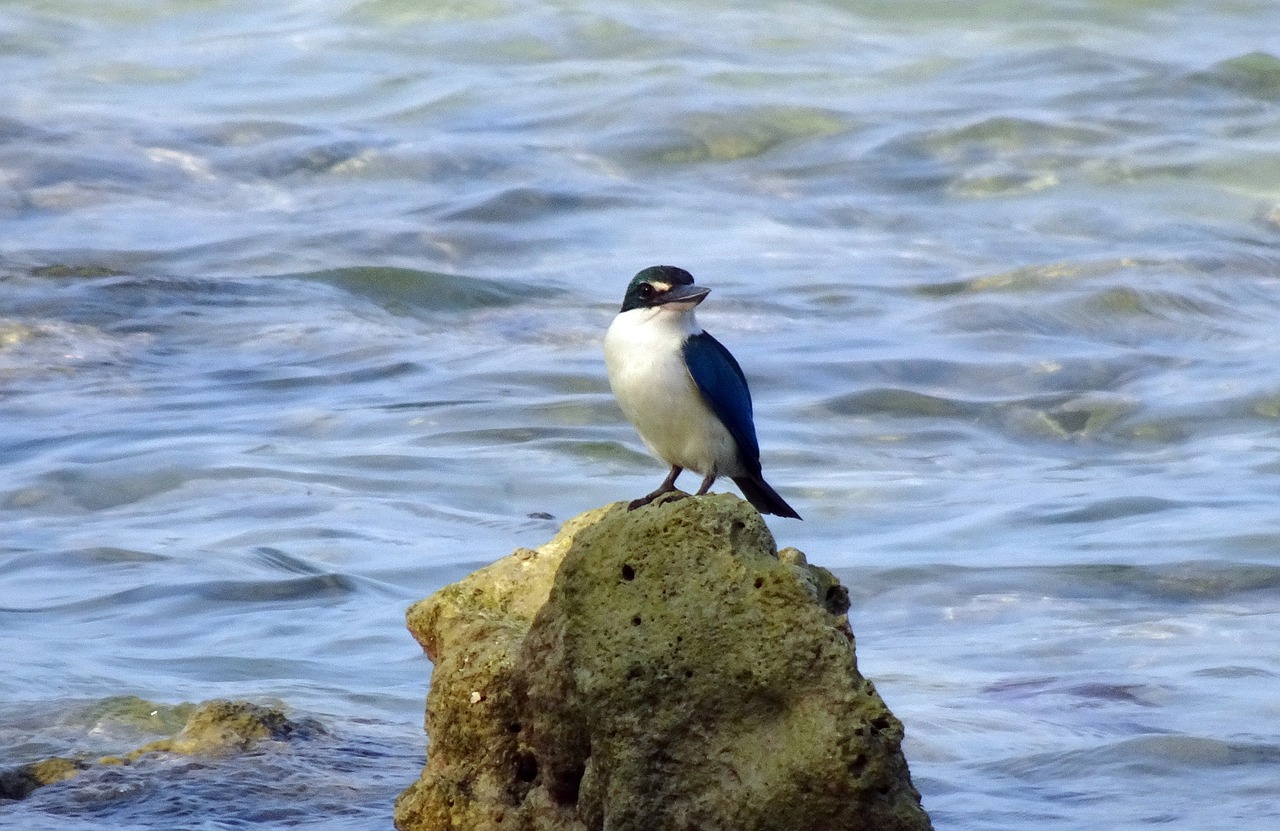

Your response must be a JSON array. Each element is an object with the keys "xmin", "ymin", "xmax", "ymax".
[{"xmin": 732, "ymin": 475, "xmax": 802, "ymax": 520}]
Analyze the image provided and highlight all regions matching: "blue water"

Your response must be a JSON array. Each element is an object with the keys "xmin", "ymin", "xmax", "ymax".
[{"xmin": 3, "ymin": 1, "xmax": 1280, "ymax": 828}]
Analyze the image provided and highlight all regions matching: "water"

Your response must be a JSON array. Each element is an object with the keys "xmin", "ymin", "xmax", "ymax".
[{"xmin": 3, "ymin": 0, "xmax": 1280, "ymax": 827}]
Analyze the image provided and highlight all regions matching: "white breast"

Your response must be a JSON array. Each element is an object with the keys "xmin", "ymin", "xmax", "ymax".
[{"xmin": 604, "ymin": 306, "xmax": 744, "ymax": 477}]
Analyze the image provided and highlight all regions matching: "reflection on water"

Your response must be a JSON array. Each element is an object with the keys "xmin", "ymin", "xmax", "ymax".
[{"xmin": 3, "ymin": 0, "xmax": 1280, "ymax": 828}]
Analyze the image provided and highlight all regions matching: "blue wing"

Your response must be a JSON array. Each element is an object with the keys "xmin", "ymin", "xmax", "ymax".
[{"xmin": 683, "ymin": 332, "xmax": 761, "ymax": 470}]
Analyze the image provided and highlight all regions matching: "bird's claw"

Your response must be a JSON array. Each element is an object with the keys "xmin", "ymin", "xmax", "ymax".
[{"xmin": 626, "ymin": 490, "xmax": 691, "ymax": 511}]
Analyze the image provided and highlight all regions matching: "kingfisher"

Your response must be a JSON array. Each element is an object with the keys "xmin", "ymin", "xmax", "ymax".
[{"xmin": 604, "ymin": 265, "xmax": 801, "ymax": 519}]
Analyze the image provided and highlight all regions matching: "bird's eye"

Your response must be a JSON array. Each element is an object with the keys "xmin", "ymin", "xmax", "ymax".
[{"xmin": 637, "ymin": 283, "xmax": 656, "ymax": 301}]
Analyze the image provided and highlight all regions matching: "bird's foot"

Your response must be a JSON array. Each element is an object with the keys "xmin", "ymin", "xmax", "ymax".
[
  {"xmin": 626, "ymin": 466, "xmax": 690, "ymax": 511},
  {"xmin": 626, "ymin": 489, "xmax": 691, "ymax": 511}
]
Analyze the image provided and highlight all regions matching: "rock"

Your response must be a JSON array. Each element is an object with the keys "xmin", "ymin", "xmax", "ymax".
[
  {"xmin": 395, "ymin": 504, "xmax": 612, "ymax": 830},
  {"xmin": 103, "ymin": 699, "xmax": 317, "ymax": 762},
  {"xmin": 75, "ymin": 695, "xmax": 197, "ymax": 736},
  {"xmin": 0, "ymin": 757, "xmax": 85, "ymax": 800},
  {"xmin": 395, "ymin": 494, "xmax": 932, "ymax": 831},
  {"xmin": 1, "ymin": 699, "xmax": 317, "ymax": 800}
]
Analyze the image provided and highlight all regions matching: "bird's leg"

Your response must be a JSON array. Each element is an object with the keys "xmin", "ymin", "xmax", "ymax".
[
  {"xmin": 628, "ymin": 466, "xmax": 683, "ymax": 511},
  {"xmin": 695, "ymin": 473, "xmax": 716, "ymax": 495}
]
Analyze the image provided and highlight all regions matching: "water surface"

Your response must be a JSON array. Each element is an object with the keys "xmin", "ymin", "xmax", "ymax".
[{"xmin": 3, "ymin": 1, "xmax": 1280, "ymax": 828}]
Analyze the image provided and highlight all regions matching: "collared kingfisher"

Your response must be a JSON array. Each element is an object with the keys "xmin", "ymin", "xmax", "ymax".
[{"xmin": 604, "ymin": 265, "xmax": 801, "ymax": 519}]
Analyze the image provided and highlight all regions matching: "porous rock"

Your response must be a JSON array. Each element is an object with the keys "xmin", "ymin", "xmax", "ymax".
[{"xmin": 395, "ymin": 494, "xmax": 931, "ymax": 831}]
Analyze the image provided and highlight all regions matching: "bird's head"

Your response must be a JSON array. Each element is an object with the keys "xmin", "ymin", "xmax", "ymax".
[{"xmin": 620, "ymin": 265, "xmax": 710, "ymax": 314}]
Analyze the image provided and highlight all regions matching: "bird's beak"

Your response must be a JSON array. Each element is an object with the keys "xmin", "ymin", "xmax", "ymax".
[{"xmin": 660, "ymin": 284, "xmax": 710, "ymax": 307}]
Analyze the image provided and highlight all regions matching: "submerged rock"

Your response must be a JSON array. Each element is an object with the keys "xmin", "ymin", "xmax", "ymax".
[
  {"xmin": 0, "ymin": 757, "xmax": 85, "ymax": 800},
  {"xmin": 75, "ymin": 694, "xmax": 197, "ymax": 736},
  {"xmin": 103, "ymin": 698, "xmax": 317, "ymax": 762},
  {"xmin": 395, "ymin": 494, "xmax": 931, "ymax": 831},
  {"xmin": 0, "ymin": 699, "xmax": 317, "ymax": 800}
]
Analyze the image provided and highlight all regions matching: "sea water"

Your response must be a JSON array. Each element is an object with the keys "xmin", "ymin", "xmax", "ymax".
[{"xmin": 2, "ymin": 1, "xmax": 1279, "ymax": 828}]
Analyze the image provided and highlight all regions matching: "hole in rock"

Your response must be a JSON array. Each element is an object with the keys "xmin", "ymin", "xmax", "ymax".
[
  {"xmin": 824, "ymin": 584, "xmax": 850, "ymax": 614},
  {"xmin": 621, "ymin": 564, "xmax": 635, "ymax": 581},
  {"xmin": 549, "ymin": 761, "xmax": 585, "ymax": 805},
  {"xmin": 515, "ymin": 751, "xmax": 539, "ymax": 783},
  {"xmin": 631, "ymin": 615, "xmax": 642, "ymax": 626}
]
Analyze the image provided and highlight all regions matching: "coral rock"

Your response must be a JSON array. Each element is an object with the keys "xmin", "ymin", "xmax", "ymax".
[{"xmin": 395, "ymin": 494, "xmax": 931, "ymax": 831}]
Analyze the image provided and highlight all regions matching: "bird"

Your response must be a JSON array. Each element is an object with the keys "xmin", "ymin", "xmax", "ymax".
[{"xmin": 604, "ymin": 265, "xmax": 801, "ymax": 519}]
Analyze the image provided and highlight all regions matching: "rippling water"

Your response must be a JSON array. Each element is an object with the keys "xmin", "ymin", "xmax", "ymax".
[{"xmin": 3, "ymin": 1, "xmax": 1280, "ymax": 828}]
